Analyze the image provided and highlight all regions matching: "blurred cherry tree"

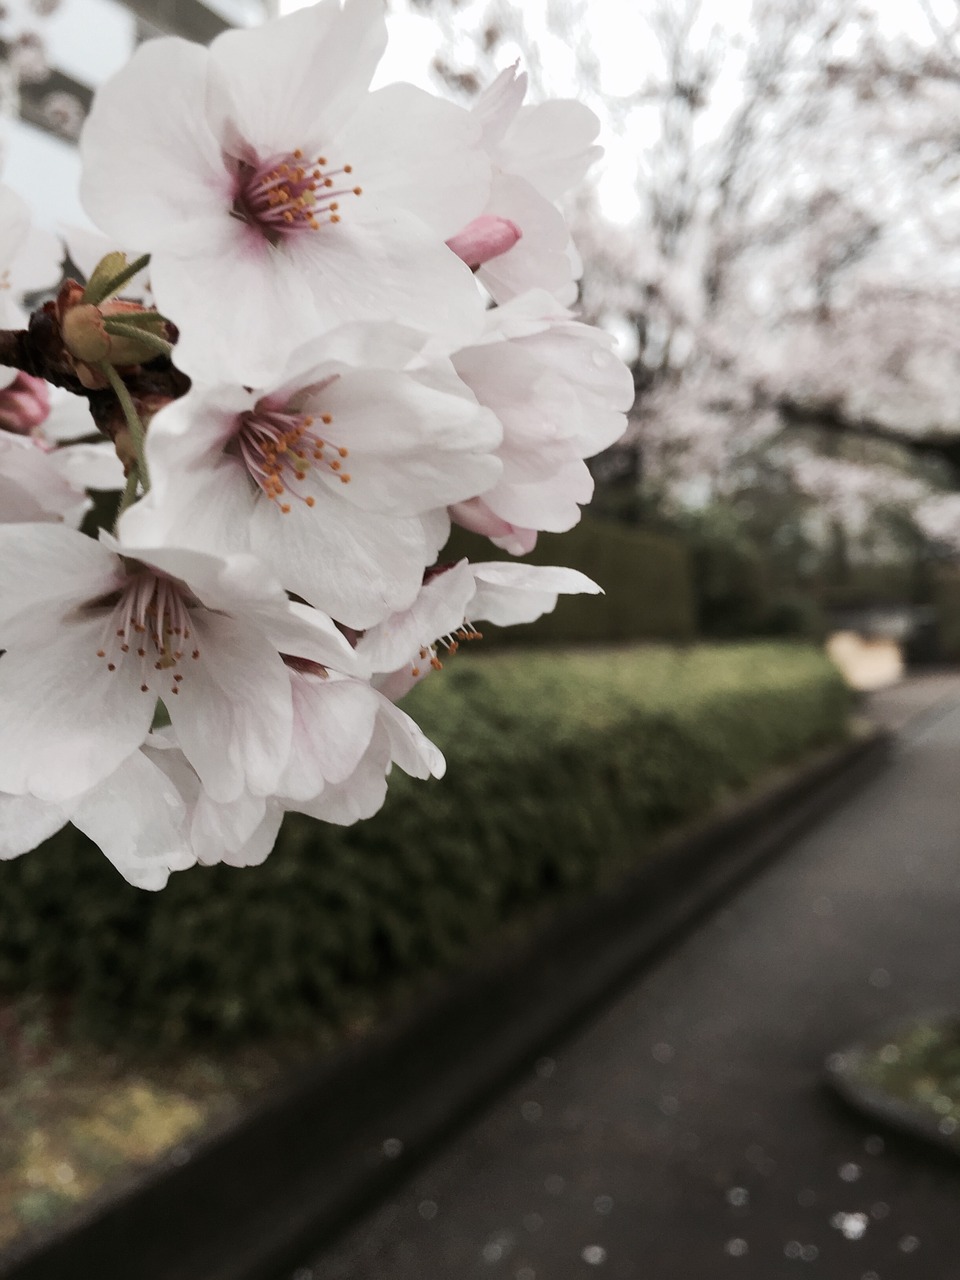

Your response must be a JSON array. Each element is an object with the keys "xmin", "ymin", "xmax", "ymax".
[{"xmin": 394, "ymin": 0, "xmax": 960, "ymax": 606}]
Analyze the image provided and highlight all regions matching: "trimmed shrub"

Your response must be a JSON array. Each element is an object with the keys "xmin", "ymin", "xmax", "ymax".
[
  {"xmin": 444, "ymin": 517, "xmax": 697, "ymax": 644},
  {"xmin": 0, "ymin": 644, "xmax": 850, "ymax": 1044}
]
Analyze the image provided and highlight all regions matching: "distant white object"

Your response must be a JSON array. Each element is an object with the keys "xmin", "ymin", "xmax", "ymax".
[{"xmin": 826, "ymin": 631, "xmax": 904, "ymax": 691}]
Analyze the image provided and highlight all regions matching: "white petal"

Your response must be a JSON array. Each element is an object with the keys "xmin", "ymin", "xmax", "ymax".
[
  {"xmin": 341, "ymin": 83, "xmax": 490, "ymax": 237},
  {"xmin": 0, "ymin": 618, "xmax": 153, "ymax": 801},
  {"xmin": 52, "ymin": 442, "xmax": 124, "ymax": 492},
  {"xmin": 0, "ymin": 791, "xmax": 68, "ymax": 859},
  {"xmin": 206, "ymin": 0, "xmax": 386, "ymax": 158},
  {"xmin": 191, "ymin": 786, "xmax": 271, "ymax": 866},
  {"xmin": 80, "ymin": 37, "xmax": 230, "ymax": 251},
  {"xmin": 0, "ymin": 523, "xmax": 121, "ymax": 643},
  {"xmin": 282, "ymin": 670, "xmax": 380, "ymax": 800},
  {"xmin": 477, "ymin": 175, "xmax": 577, "ymax": 304},
  {"xmin": 293, "ymin": 207, "xmax": 486, "ymax": 351},
  {"xmin": 357, "ymin": 559, "xmax": 475, "ymax": 674},
  {"xmin": 167, "ymin": 611, "xmax": 292, "ymax": 803},
  {"xmin": 249, "ymin": 492, "xmax": 428, "ymax": 629},
  {"xmin": 71, "ymin": 750, "xmax": 194, "ymax": 890},
  {"xmin": 499, "ymin": 100, "xmax": 602, "ymax": 201},
  {"xmin": 469, "ymin": 561, "xmax": 600, "ymax": 625}
]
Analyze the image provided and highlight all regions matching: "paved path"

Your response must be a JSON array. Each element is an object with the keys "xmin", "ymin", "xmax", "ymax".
[{"xmin": 297, "ymin": 675, "xmax": 960, "ymax": 1280}]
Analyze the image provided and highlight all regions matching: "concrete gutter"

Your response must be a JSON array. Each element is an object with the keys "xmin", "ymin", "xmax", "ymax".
[{"xmin": 0, "ymin": 727, "xmax": 891, "ymax": 1280}]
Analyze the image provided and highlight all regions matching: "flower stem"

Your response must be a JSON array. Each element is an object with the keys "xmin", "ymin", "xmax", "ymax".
[
  {"xmin": 100, "ymin": 361, "xmax": 151, "ymax": 493},
  {"xmin": 114, "ymin": 466, "xmax": 140, "ymax": 531}
]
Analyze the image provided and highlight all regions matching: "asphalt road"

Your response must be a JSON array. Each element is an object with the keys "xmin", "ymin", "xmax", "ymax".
[{"xmin": 294, "ymin": 675, "xmax": 960, "ymax": 1280}]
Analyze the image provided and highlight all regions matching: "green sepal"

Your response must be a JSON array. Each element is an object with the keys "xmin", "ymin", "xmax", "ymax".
[
  {"xmin": 101, "ymin": 320, "xmax": 173, "ymax": 361},
  {"xmin": 82, "ymin": 252, "xmax": 151, "ymax": 306}
]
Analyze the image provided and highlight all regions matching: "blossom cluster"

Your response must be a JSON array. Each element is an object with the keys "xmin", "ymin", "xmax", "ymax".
[{"xmin": 0, "ymin": 0, "xmax": 632, "ymax": 888}]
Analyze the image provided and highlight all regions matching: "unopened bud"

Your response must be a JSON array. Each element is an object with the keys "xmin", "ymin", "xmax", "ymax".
[
  {"xmin": 0, "ymin": 372, "xmax": 50, "ymax": 435},
  {"xmin": 55, "ymin": 278, "xmax": 174, "ymax": 389},
  {"xmin": 446, "ymin": 215, "xmax": 522, "ymax": 269}
]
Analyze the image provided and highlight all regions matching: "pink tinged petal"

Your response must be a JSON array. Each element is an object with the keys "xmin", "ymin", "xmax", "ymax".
[
  {"xmin": 283, "ymin": 671, "xmax": 380, "ymax": 800},
  {"xmin": 469, "ymin": 562, "xmax": 601, "ymax": 626},
  {"xmin": 484, "ymin": 455, "xmax": 594, "ymax": 532},
  {"xmin": 71, "ymin": 750, "xmax": 194, "ymax": 890},
  {"xmin": 248, "ymin": 491, "xmax": 428, "ymax": 630},
  {"xmin": 0, "ymin": 619, "xmax": 154, "ymax": 802},
  {"xmin": 357, "ymin": 559, "xmax": 476, "ymax": 675},
  {"xmin": 477, "ymin": 175, "xmax": 578, "ymax": 304},
  {"xmin": 191, "ymin": 787, "xmax": 277, "ymax": 867},
  {"xmin": 340, "ymin": 83, "xmax": 491, "ymax": 238},
  {"xmin": 214, "ymin": 799, "xmax": 284, "ymax": 868},
  {"xmin": 0, "ymin": 791, "xmax": 68, "ymax": 859},
  {"xmin": 79, "ymin": 37, "xmax": 231, "ymax": 251},
  {"xmin": 294, "ymin": 742, "xmax": 390, "ymax": 826},
  {"xmin": 0, "ymin": 373, "xmax": 50, "ymax": 435},
  {"xmin": 206, "ymin": 0, "xmax": 387, "ymax": 158},
  {"xmin": 490, "ymin": 524, "xmax": 538, "ymax": 556},
  {"xmin": 0, "ymin": 523, "xmax": 122, "ymax": 644},
  {"xmin": 165, "ymin": 611, "xmax": 293, "ymax": 804},
  {"xmin": 499, "ymin": 100, "xmax": 603, "ymax": 201},
  {"xmin": 377, "ymin": 697, "xmax": 445, "ymax": 779},
  {"xmin": 447, "ymin": 215, "xmax": 522, "ymax": 269},
  {"xmin": 448, "ymin": 497, "xmax": 538, "ymax": 556}
]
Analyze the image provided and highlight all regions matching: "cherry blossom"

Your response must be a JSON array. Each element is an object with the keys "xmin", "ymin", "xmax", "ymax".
[
  {"xmin": 359, "ymin": 558, "xmax": 601, "ymax": 701},
  {"xmin": 0, "ymin": 524, "xmax": 357, "ymax": 805},
  {"xmin": 79, "ymin": 0, "xmax": 491, "ymax": 382},
  {"xmin": 447, "ymin": 290, "xmax": 634, "ymax": 553},
  {"xmin": 119, "ymin": 323, "xmax": 502, "ymax": 628},
  {"xmin": 0, "ymin": 744, "xmax": 194, "ymax": 890},
  {"xmin": 447, "ymin": 65, "xmax": 601, "ymax": 305}
]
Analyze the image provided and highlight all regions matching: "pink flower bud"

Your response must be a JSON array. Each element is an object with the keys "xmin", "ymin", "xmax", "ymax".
[
  {"xmin": 0, "ymin": 373, "xmax": 50, "ymax": 435},
  {"xmin": 446, "ymin": 215, "xmax": 522, "ymax": 269}
]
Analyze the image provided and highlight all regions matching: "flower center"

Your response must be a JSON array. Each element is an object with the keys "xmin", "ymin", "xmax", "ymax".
[
  {"xmin": 93, "ymin": 570, "xmax": 200, "ymax": 697},
  {"xmin": 234, "ymin": 400, "xmax": 351, "ymax": 513},
  {"xmin": 231, "ymin": 149, "xmax": 363, "ymax": 244}
]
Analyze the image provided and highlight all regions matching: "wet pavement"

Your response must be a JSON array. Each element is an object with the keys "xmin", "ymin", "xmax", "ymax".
[{"xmin": 294, "ymin": 675, "xmax": 960, "ymax": 1280}]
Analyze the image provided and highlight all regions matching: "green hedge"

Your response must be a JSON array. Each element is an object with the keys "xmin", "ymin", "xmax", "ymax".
[
  {"xmin": 933, "ymin": 567, "xmax": 960, "ymax": 661},
  {"xmin": 0, "ymin": 644, "xmax": 850, "ymax": 1045},
  {"xmin": 444, "ymin": 517, "xmax": 697, "ymax": 644}
]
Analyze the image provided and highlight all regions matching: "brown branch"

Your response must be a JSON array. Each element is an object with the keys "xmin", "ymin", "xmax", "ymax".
[{"xmin": 0, "ymin": 304, "xmax": 191, "ymax": 452}]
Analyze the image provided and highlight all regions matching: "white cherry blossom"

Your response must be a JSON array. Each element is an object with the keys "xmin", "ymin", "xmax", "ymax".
[
  {"xmin": 79, "ymin": 0, "xmax": 491, "ymax": 382},
  {"xmin": 0, "ymin": 744, "xmax": 194, "ymax": 890},
  {"xmin": 119, "ymin": 323, "xmax": 502, "ymax": 629},
  {"xmin": 447, "ymin": 290, "xmax": 633, "ymax": 553},
  {"xmin": 0, "ymin": 524, "xmax": 357, "ymax": 805},
  {"xmin": 446, "ymin": 65, "xmax": 601, "ymax": 305},
  {"xmin": 359, "ymin": 558, "xmax": 601, "ymax": 701}
]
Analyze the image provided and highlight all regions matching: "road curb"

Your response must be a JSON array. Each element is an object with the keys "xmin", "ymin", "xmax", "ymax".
[{"xmin": 1, "ymin": 728, "xmax": 891, "ymax": 1280}]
